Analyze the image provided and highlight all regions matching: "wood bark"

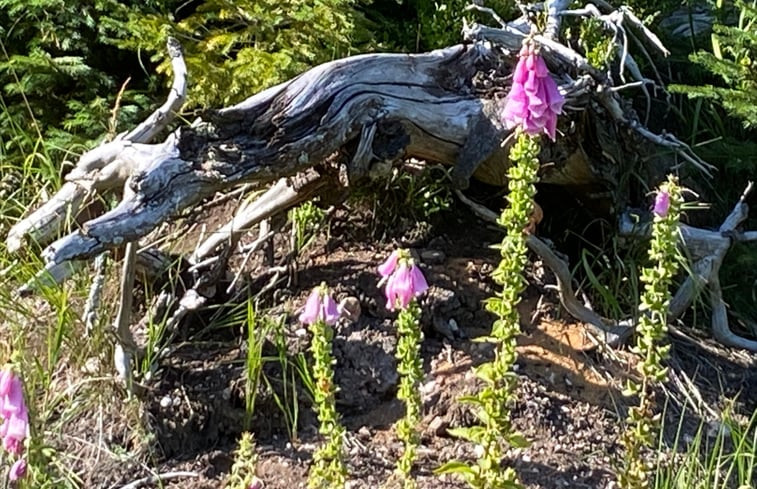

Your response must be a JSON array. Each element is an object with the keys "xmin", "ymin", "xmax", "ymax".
[{"xmin": 16, "ymin": 41, "xmax": 651, "ymax": 270}]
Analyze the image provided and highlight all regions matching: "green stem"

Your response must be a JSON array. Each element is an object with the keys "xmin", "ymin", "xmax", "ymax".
[
  {"xmin": 309, "ymin": 319, "xmax": 347, "ymax": 489},
  {"xmin": 395, "ymin": 301, "xmax": 423, "ymax": 488},
  {"xmin": 620, "ymin": 176, "xmax": 682, "ymax": 489}
]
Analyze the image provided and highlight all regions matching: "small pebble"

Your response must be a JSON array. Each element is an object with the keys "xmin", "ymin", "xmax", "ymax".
[
  {"xmin": 420, "ymin": 249, "xmax": 445, "ymax": 264},
  {"xmin": 160, "ymin": 396, "xmax": 172, "ymax": 408}
]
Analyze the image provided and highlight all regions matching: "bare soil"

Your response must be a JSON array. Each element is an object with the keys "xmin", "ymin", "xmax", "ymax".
[{"xmin": 58, "ymin": 202, "xmax": 757, "ymax": 489}]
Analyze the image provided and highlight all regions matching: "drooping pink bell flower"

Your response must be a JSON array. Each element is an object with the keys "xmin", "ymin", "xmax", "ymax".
[
  {"xmin": 381, "ymin": 250, "xmax": 428, "ymax": 311},
  {"xmin": 1, "ymin": 412, "xmax": 28, "ymax": 455},
  {"xmin": 299, "ymin": 285, "xmax": 340, "ymax": 326},
  {"xmin": 0, "ymin": 369, "xmax": 29, "ymax": 457},
  {"xmin": 378, "ymin": 250, "xmax": 400, "ymax": 277},
  {"xmin": 501, "ymin": 43, "xmax": 565, "ymax": 141},
  {"xmin": 9, "ymin": 458, "xmax": 26, "ymax": 481},
  {"xmin": 653, "ymin": 190, "xmax": 670, "ymax": 217}
]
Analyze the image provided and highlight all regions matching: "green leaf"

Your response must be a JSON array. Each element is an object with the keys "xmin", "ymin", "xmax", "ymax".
[
  {"xmin": 434, "ymin": 461, "xmax": 477, "ymax": 477},
  {"xmin": 447, "ymin": 426, "xmax": 486, "ymax": 443}
]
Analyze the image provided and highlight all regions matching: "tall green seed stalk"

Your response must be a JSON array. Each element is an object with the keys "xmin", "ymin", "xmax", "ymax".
[
  {"xmin": 309, "ymin": 317, "xmax": 347, "ymax": 489},
  {"xmin": 438, "ymin": 132, "xmax": 540, "ymax": 488},
  {"xmin": 620, "ymin": 175, "xmax": 682, "ymax": 489},
  {"xmin": 394, "ymin": 300, "xmax": 424, "ymax": 489}
]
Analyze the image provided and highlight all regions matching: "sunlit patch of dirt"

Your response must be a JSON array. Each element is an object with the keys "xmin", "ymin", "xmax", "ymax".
[{"xmin": 518, "ymin": 319, "xmax": 617, "ymax": 408}]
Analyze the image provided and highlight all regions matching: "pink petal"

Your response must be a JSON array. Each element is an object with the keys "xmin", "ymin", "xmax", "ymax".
[
  {"xmin": 654, "ymin": 191, "xmax": 670, "ymax": 217},
  {"xmin": 544, "ymin": 112, "xmax": 558, "ymax": 141},
  {"xmin": 527, "ymin": 84, "xmax": 548, "ymax": 116},
  {"xmin": 393, "ymin": 265, "xmax": 414, "ymax": 310},
  {"xmin": 532, "ymin": 54, "xmax": 549, "ymax": 78},
  {"xmin": 522, "ymin": 114, "xmax": 542, "ymax": 136},
  {"xmin": 544, "ymin": 78, "xmax": 565, "ymax": 114},
  {"xmin": 9, "ymin": 458, "xmax": 26, "ymax": 481},
  {"xmin": 378, "ymin": 250, "xmax": 400, "ymax": 277},
  {"xmin": 512, "ymin": 58, "xmax": 529, "ymax": 84},
  {"xmin": 2, "ymin": 378, "xmax": 25, "ymax": 415},
  {"xmin": 4, "ymin": 413, "xmax": 27, "ymax": 439},
  {"xmin": 299, "ymin": 288, "xmax": 322, "ymax": 325},
  {"xmin": 321, "ymin": 294, "xmax": 340, "ymax": 325},
  {"xmin": 0, "ymin": 370, "xmax": 11, "ymax": 397},
  {"xmin": 409, "ymin": 265, "xmax": 428, "ymax": 297},
  {"xmin": 524, "ymin": 69, "xmax": 539, "ymax": 93},
  {"xmin": 384, "ymin": 271, "xmax": 401, "ymax": 311}
]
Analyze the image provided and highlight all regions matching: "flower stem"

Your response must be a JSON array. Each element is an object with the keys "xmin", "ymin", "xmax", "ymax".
[
  {"xmin": 395, "ymin": 300, "xmax": 424, "ymax": 488},
  {"xmin": 308, "ymin": 319, "xmax": 347, "ymax": 489},
  {"xmin": 619, "ymin": 175, "xmax": 682, "ymax": 489}
]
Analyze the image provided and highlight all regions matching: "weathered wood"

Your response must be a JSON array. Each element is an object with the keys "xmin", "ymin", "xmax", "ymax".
[
  {"xmin": 29, "ymin": 39, "xmax": 654, "ymax": 273},
  {"xmin": 5, "ymin": 38, "xmax": 187, "ymax": 253}
]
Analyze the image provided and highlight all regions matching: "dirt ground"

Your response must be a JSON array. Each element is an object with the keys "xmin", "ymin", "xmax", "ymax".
[{"xmin": 58, "ymin": 201, "xmax": 757, "ymax": 489}]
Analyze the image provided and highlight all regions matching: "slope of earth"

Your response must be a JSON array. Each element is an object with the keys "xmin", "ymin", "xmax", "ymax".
[{"xmin": 55, "ymin": 200, "xmax": 757, "ymax": 489}]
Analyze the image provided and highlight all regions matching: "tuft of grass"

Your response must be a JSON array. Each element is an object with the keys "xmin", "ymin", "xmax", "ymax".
[
  {"xmin": 655, "ymin": 407, "xmax": 757, "ymax": 489},
  {"xmin": 289, "ymin": 200, "xmax": 327, "ymax": 256}
]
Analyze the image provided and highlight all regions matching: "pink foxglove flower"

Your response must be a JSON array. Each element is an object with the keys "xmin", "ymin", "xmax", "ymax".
[
  {"xmin": 501, "ymin": 43, "xmax": 565, "ymax": 141},
  {"xmin": 299, "ymin": 285, "xmax": 339, "ymax": 326},
  {"xmin": 653, "ymin": 190, "xmax": 670, "ymax": 217},
  {"xmin": 381, "ymin": 250, "xmax": 428, "ymax": 311},
  {"xmin": 378, "ymin": 250, "xmax": 400, "ymax": 277},
  {"xmin": 9, "ymin": 458, "xmax": 26, "ymax": 481},
  {"xmin": 0, "ymin": 369, "xmax": 28, "ymax": 457}
]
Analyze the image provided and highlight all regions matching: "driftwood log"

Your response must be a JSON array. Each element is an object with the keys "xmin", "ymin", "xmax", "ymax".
[{"xmin": 6, "ymin": 3, "xmax": 757, "ymax": 354}]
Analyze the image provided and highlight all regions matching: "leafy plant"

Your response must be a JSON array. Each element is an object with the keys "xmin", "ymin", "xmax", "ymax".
[
  {"xmin": 437, "ymin": 132, "xmax": 540, "ymax": 489},
  {"xmin": 107, "ymin": 0, "xmax": 370, "ymax": 108},
  {"xmin": 290, "ymin": 201, "xmax": 327, "ymax": 256},
  {"xmin": 378, "ymin": 249, "xmax": 429, "ymax": 488},
  {"xmin": 299, "ymin": 285, "xmax": 347, "ymax": 488},
  {"xmin": 620, "ymin": 176, "xmax": 683, "ymax": 489},
  {"xmin": 225, "ymin": 432, "xmax": 262, "ymax": 489},
  {"xmin": 669, "ymin": 0, "xmax": 757, "ymax": 128}
]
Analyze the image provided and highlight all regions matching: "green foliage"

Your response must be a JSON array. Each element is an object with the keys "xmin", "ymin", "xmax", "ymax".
[
  {"xmin": 109, "ymin": 0, "xmax": 368, "ymax": 108},
  {"xmin": 226, "ymin": 432, "xmax": 261, "ymax": 489},
  {"xmin": 654, "ymin": 405, "xmax": 756, "ymax": 489},
  {"xmin": 669, "ymin": 1, "xmax": 757, "ymax": 127},
  {"xmin": 620, "ymin": 176, "xmax": 683, "ymax": 489},
  {"xmin": 365, "ymin": 0, "xmax": 517, "ymax": 51},
  {"xmin": 578, "ymin": 17, "xmax": 616, "ymax": 69},
  {"xmin": 290, "ymin": 200, "xmax": 327, "ymax": 256},
  {"xmin": 0, "ymin": 0, "xmax": 161, "ymax": 167}
]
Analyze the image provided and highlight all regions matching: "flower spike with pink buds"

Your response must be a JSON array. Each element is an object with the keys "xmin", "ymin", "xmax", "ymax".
[{"xmin": 501, "ymin": 42, "xmax": 565, "ymax": 141}]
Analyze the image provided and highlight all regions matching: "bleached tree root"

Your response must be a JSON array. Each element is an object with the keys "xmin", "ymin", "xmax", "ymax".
[
  {"xmin": 192, "ymin": 171, "xmax": 328, "ymax": 261},
  {"xmin": 620, "ymin": 182, "xmax": 757, "ymax": 352},
  {"xmin": 6, "ymin": 37, "xmax": 187, "ymax": 254},
  {"xmin": 454, "ymin": 189, "xmax": 633, "ymax": 346}
]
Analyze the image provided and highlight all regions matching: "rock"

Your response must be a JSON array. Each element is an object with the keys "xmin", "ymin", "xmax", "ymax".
[
  {"xmin": 339, "ymin": 296, "xmax": 362, "ymax": 322},
  {"xmin": 420, "ymin": 249, "xmax": 445, "ymax": 264}
]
